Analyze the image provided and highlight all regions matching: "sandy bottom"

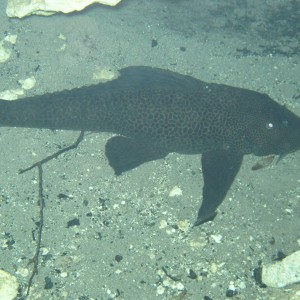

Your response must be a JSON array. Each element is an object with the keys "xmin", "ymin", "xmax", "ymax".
[{"xmin": 0, "ymin": 0, "xmax": 300, "ymax": 299}]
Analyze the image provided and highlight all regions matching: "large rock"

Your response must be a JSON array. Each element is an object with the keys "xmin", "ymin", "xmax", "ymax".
[
  {"xmin": 6, "ymin": 0, "xmax": 122, "ymax": 18},
  {"xmin": 0, "ymin": 270, "xmax": 19, "ymax": 300},
  {"xmin": 262, "ymin": 250, "xmax": 300, "ymax": 288}
]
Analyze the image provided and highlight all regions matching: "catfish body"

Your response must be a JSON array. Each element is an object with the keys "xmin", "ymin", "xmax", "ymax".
[{"xmin": 1, "ymin": 66, "xmax": 300, "ymax": 225}]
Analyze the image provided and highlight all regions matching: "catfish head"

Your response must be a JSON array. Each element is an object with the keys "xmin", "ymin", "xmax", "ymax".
[{"xmin": 247, "ymin": 100, "xmax": 300, "ymax": 157}]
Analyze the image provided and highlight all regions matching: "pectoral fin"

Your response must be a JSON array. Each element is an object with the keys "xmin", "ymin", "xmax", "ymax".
[
  {"xmin": 105, "ymin": 136, "xmax": 167, "ymax": 175},
  {"xmin": 194, "ymin": 149, "xmax": 243, "ymax": 226}
]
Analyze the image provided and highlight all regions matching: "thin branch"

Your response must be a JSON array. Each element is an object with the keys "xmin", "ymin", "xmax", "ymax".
[
  {"xmin": 19, "ymin": 131, "xmax": 85, "ymax": 174},
  {"xmin": 26, "ymin": 163, "xmax": 44, "ymax": 296},
  {"xmin": 19, "ymin": 131, "xmax": 85, "ymax": 297}
]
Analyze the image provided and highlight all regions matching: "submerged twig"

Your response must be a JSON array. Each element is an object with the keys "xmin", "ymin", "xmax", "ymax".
[
  {"xmin": 19, "ymin": 131, "xmax": 85, "ymax": 297},
  {"xmin": 26, "ymin": 163, "xmax": 44, "ymax": 296},
  {"xmin": 19, "ymin": 131, "xmax": 85, "ymax": 174}
]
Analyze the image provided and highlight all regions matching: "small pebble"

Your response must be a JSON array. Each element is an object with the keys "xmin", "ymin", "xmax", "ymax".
[
  {"xmin": 41, "ymin": 247, "xmax": 49, "ymax": 255},
  {"xmin": 4, "ymin": 34, "xmax": 17, "ymax": 44},
  {"xmin": 159, "ymin": 219, "xmax": 168, "ymax": 229},
  {"xmin": 115, "ymin": 255, "xmax": 123, "ymax": 262},
  {"xmin": 151, "ymin": 39, "xmax": 158, "ymax": 47},
  {"xmin": 211, "ymin": 234, "xmax": 223, "ymax": 243},
  {"xmin": 210, "ymin": 262, "xmax": 218, "ymax": 273},
  {"xmin": 60, "ymin": 272, "xmax": 68, "ymax": 278},
  {"xmin": 176, "ymin": 282, "xmax": 185, "ymax": 290},
  {"xmin": 177, "ymin": 220, "xmax": 190, "ymax": 232},
  {"xmin": 18, "ymin": 76, "xmax": 36, "ymax": 90},
  {"xmin": 16, "ymin": 267, "xmax": 29, "ymax": 278},
  {"xmin": 157, "ymin": 285, "xmax": 165, "ymax": 295}
]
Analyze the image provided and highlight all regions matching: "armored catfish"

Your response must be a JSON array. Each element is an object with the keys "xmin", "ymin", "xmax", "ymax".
[{"xmin": 1, "ymin": 66, "xmax": 300, "ymax": 225}]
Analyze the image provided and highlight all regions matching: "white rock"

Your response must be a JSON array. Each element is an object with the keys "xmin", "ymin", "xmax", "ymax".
[
  {"xmin": 189, "ymin": 236, "xmax": 207, "ymax": 251},
  {"xmin": 176, "ymin": 282, "xmax": 185, "ymax": 290},
  {"xmin": 156, "ymin": 285, "xmax": 165, "ymax": 295},
  {"xmin": 0, "ymin": 270, "xmax": 19, "ymax": 300},
  {"xmin": 176, "ymin": 219, "xmax": 190, "ymax": 232},
  {"xmin": 159, "ymin": 219, "xmax": 168, "ymax": 229},
  {"xmin": 0, "ymin": 89, "xmax": 24, "ymax": 100},
  {"xmin": 18, "ymin": 76, "xmax": 36, "ymax": 90},
  {"xmin": 0, "ymin": 76, "xmax": 35, "ymax": 100},
  {"xmin": 4, "ymin": 35, "xmax": 18, "ymax": 44},
  {"xmin": 169, "ymin": 186, "xmax": 182, "ymax": 197},
  {"xmin": 210, "ymin": 262, "xmax": 218, "ymax": 273},
  {"xmin": 41, "ymin": 247, "xmax": 49, "ymax": 255},
  {"xmin": 262, "ymin": 250, "xmax": 300, "ymax": 288},
  {"xmin": 6, "ymin": 0, "xmax": 122, "ymax": 18},
  {"xmin": 0, "ymin": 45, "xmax": 11, "ymax": 63},
  {"xmin": 16, "ymin": 267, "xmax": 29, "ymax": 277},
  {"xmin": 60, "ymin": 272, "xmax": 68, "ymax": 278},
  {"xmin": 211, "ymin": 234, "xmax": 223, "ymax": 243},
  {"xmin": 93, "ymin": 68, "xmax": 120, "ymax": 83}
]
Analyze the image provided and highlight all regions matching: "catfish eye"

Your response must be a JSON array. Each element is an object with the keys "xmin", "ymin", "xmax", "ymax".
[{"xmin": 266, "ymin": 122, "xmax": 274, "ymax": 129}]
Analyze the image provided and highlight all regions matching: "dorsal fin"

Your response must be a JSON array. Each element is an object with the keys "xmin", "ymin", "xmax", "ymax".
[{"xmin": 102, "ymin": 66, "xmax": 203, "ymax": 91}]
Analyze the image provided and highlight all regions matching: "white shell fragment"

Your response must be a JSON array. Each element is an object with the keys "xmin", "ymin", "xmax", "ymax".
[
  {"xmin": 0, "ymin": 270, "xmax": 19, "ymax": 300},
  {"xmin": 6, "ymin": 0, "xmax": 122, "ymax": 18},
  {"xmin": 262, "ymin": 250, "xmax": 300, "ymax": 288}
]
